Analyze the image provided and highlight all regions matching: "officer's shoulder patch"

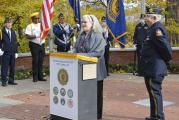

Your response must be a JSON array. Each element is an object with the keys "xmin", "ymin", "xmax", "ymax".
[{"xmin": 156, "ymin": 29, "xmax": 163, "ymax": 37}]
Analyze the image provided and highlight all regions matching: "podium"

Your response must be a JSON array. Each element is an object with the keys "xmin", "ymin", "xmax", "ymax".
[{"xmin": 49, "ymin": 52, "xmax": 98, "ymax": 120}]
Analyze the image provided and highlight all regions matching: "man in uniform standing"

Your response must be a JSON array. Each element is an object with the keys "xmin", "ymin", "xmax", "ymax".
[
  {"xmin": 133, "ymin": 14, "xmax": 149, "ymax": 75},
  {"xmin": 0, "ymin": 16, "xmax": 18, "ymax": 86},
  {"xmin": 139, "ymin": 7, "xmax": 172, "ymax": 120},
  {"xmin": 25, "ymin": 12, "xmax": 46, "ymax": 82},
  {"xmin": 53, "ymin": 13, "xmax": 73, "ymax": 52}
]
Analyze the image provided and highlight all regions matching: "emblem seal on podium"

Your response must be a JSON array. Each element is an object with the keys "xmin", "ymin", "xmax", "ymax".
[{"xmin": 58, "ymin": 69, "xmax": 68, "ymax": 85}]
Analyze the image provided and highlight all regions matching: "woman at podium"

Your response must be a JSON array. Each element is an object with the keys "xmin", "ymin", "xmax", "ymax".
[{"xmin": 74, "ymin": 14, "xmax": 107, "ymax": 120}]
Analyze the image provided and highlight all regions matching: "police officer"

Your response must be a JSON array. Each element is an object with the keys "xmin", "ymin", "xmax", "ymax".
[
  {"xmin": 0, "ymin": 16, "xmax": 18, "ymax": 86},
  {"xmin": 25, "ymin": 12, "xmax": 46, "ymax": 82},
  {"xmin": 139, "ymin": 7, "xmax": 172, "ymax": 120},
  {"xmin": 53, "ymin": 13, "xmax": 73, "ymax": 52},
  {"xmin": 133, "ymin": 14, "xmax": 149, "ymax": 75},
  {"xmin": 101, "ymin": 16, "xmax": 113, "ymax": 76}
]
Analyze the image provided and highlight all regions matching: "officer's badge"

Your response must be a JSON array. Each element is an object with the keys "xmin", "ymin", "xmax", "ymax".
[
  {"xmin": 58, "ymin": 69, "xmax": 68, "ymax": 86},
  {"xmin": 156, "ymin": 29, "xmax": 163, "ymax": 37}
]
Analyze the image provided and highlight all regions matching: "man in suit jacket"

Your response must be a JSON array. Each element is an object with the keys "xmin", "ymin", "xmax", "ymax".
[{"xmin": 0, "ymin": 16, "xmax": 18, "ymax": 87}]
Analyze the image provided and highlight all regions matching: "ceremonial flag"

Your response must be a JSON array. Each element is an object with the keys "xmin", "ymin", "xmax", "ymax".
[
  {"xmin": 69, "ymin": 0, "xmax": 81, "ymax": 22},
  {"xmin": 106, "ymin": 0, "xmax": 127, "ymax": 47},
  {"xmin": 40, "ymin": 0, "xmax": 55, "ymax": 40}
]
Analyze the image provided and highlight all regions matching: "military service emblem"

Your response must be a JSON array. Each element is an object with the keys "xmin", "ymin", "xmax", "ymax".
[
  {"xmin": 53, "ymin": 87, "xmax": 59, "ymax": 96},
  {"xmin": 67, "ymin": 89, "xmax": 73, "ymax": 98},
  {"xmin": 67, "ymin": 99, "xmax": 73, "ymax": 108},
  {"xmin": 53, "ymin": 96, "xmax": 59, "ymax": 104},
  {"xmin": 60, "ymin": 88, "xmax": 66, "ymax": 96},
  {"xmin": 61, "ymin": 98, "xmax": 66, "ymax": 106},
  {"xmin": 58, "ymin": 69, "xmax": 68, "ymax": 86}
]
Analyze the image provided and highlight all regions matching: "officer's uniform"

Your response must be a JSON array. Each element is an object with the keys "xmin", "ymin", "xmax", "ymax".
[
  {"xmin": 53, "ymin": 13, "xmax": 73, "ymax": 52},
  {"xmin": 139, "ymin": 9, "xmax": 172, "ymax": 120},
  {"xmin": 25, "ymin": 12, "xmax": 46, "ymax": 82},
  {"xmin": 0, "ymin": 17, "xmax": 18, "ymax": 86},
  {"xmin": 133, "ymin": 20, "xmax": 149, "ymax": 74}
]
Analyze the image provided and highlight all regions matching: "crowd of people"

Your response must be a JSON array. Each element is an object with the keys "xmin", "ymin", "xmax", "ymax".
[{"xmin": 0, "ymin": 5, "xmax": 172, "ymax": 120}]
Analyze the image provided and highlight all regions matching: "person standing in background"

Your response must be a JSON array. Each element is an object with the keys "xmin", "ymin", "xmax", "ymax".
[
  {"xmin": 101, "ymin": 16, "xmax": 113, "ymax": 76},
  {"xmin": 25, "ymin": 12, "xmax": 46, "ymax": 82},
  {"xmin": 133, "ymin": 14, "xmax": 149, "ymax": 75},
  {"xmin": 53, "ymin": 13, "xmax": 74, "ymax": 52},
  {"xmin": 0, "ymin": 16, "xmax": 18, "ymax": 86}
]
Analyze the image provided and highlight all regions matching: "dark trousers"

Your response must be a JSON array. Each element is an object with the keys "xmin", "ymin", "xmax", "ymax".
[
  {"xmin": 104, "ymin": 45, "xmax": 110, "ymax": 75},
  {"xmin": 144, "ymin": 76, "xmax": 165, "ymax": 120},
  {"xmin": 136, "ymin": 47, "xmax": 141, "ymax": 74},
  {"xmin": 97, "ymin": 80, "xmax": 103, "ymax": 119},
  {"xmin": 57, "ymin": 43, "xmax": 71, "ymax": 52},
  {"xmin": 29, "ymin": 42, "xmax": 45, "ymax": 81},
  {"xmin": 1, "ymin": 52, "xmax": 15, "ymax": 84}
]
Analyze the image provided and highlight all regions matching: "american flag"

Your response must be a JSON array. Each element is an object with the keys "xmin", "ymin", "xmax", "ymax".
[{"xmin": 40, "ymin": 0, "xmax": 55, "ymax": 40}]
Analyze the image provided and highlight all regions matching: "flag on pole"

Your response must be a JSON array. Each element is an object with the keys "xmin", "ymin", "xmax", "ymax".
[
  {"xmin": 106, "ymin": 0, "xmax": 127, "ymax": 47},
  {"xmin": 69, "ymin": 0, "xmax": 81, "ymax": 23},
  {"xmin": 40, "ymin": 0, "xmax": 55, "ymax": 40}
]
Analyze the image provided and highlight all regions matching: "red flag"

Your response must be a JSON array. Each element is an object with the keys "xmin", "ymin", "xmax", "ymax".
[{"xmin": 40, "ymin": 0, "xmax": 55, "ymax": 40}]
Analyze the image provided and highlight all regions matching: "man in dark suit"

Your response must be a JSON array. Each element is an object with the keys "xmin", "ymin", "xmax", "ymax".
[
  {"xmin": 0, "ymin": 16, "xmax": 18, "ymax": 87},
  {"xmin": 139, "ymin": 7, "xmax": 172, "ymax": 120}
]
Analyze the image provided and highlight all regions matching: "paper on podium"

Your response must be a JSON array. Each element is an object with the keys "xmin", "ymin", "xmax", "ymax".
[{"xmin": 82, "ymin": 64, "xmax": 97, "ymax": 80}]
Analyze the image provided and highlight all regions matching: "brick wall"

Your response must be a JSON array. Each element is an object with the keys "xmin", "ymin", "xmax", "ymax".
[{"xmin": 15, "ymin": 47, "xmax": 179, "ymax": 70}]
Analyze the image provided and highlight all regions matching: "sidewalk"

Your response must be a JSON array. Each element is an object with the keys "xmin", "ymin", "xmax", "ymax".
[{"xmin": 0, "ymin": 74, "xmax": 178, "ymax": 120}]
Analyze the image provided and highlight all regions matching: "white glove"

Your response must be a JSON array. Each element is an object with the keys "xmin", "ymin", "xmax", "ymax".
[
  {"xmin": 15, "ymin": 53, "xmax": 18, "ymax": 59},
  {"xmin": 0, "ymin": 49, "xmax": 4, "ymax": 56}
]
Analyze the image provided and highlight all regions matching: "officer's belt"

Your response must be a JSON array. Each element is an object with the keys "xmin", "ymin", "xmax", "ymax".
[{"xmin": 56, "ymin": 37, "xmax": 70, "ymax": 44}]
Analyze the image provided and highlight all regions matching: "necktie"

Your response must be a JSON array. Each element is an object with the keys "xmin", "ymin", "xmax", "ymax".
[{"xmin": 8, "ymin": 30, "xmax": 11, "ymax": 42}]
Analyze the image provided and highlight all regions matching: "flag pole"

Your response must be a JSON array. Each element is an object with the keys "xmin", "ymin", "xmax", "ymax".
[
  {"xmin": 141, "ymin": 0, "xmax": 146, "ymax": 15},
  {"xmin": 49, "ymin": 24, "xmax": 53, "ymax": 52}
]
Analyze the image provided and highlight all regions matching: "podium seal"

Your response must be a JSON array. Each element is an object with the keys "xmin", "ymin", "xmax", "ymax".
[
  {"xmin": 58, "ymin": 69, "xmax": 68, "ymax": 85},
  {"xmin": 60, "ymin": 88, "xmax": 66, "ymax": 96},
  {"xmin": 53, "ymin": 96, "xmax": 59, "ymax": 104}
]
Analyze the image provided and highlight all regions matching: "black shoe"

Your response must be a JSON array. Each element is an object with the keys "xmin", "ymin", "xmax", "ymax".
[
  {"xmin": 8, "ymin": 82, "xmax": 18, "ymax": 85},
  {"xmin": 33, "ymin": 79, "xmax": 38, "ymax": 82},
  {"xmin": 2, "ymin": 83, "xmax": 7, "ymax": 87},
  {"xmin": 145, "ymin": 117, "xmax": 160, "ymax": 120},
  {"xmin": 39, "ymin": 78, "xmax": 47, "ymax": 81}
]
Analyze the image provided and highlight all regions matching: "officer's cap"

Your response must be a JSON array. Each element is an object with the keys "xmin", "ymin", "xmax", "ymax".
[
  {"xmin": 30, "ymin": 12, "xmax": 39, "ymax": 19},
  {"xmin": 101, "ymin": 16, "xmax": 106, "ymax": 22},
  {"xmin": 4, "ymin": 16, "xmax": 11, "ymax": 23},
  {"xmin": 146, "ymin": 5, "xmax": 162, "ymax": 15},
  {"xmin": 58, "ymin": 13, "xmax": 64, "ymax": 18}
]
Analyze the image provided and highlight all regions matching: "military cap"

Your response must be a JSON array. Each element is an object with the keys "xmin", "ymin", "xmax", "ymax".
[
  {"xmin": 146, "ymin": 5, "xmax": 162, "ymax": 15},
  {"xmin": 4, "ymin": 16, "xmax": 11, "ymax": 23},
  {"xmin": 58, "ymin": 13, "xmax": 64, "ymax": 18},
  {"xmin": 30, "ymin": 12, "xmax": 39, "ymax": 18}
]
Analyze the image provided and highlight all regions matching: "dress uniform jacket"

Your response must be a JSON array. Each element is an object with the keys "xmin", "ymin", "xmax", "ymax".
[
  {"xmin": 53, "ymin": 23, "xmax": 73, "ymax": 52},
  {"xmin": 139, "ymin": 21, "xmax": 172, "ymax": 77},
  {"xmin": 0, "ymin": 27, "xmax": 18, "ymax": 53},
  {"xmin": 0, "ymin": 27, "xmax": 18, "ymax": 84},
  {"xmin": 74, "ymin": 31, "xmax": 107, "ymax": 81}
]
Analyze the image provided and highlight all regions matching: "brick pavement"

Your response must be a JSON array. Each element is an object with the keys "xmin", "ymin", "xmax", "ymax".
[{"xmin": 0, "ymin": 74, "xmax": 178, "ymax": 120}]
